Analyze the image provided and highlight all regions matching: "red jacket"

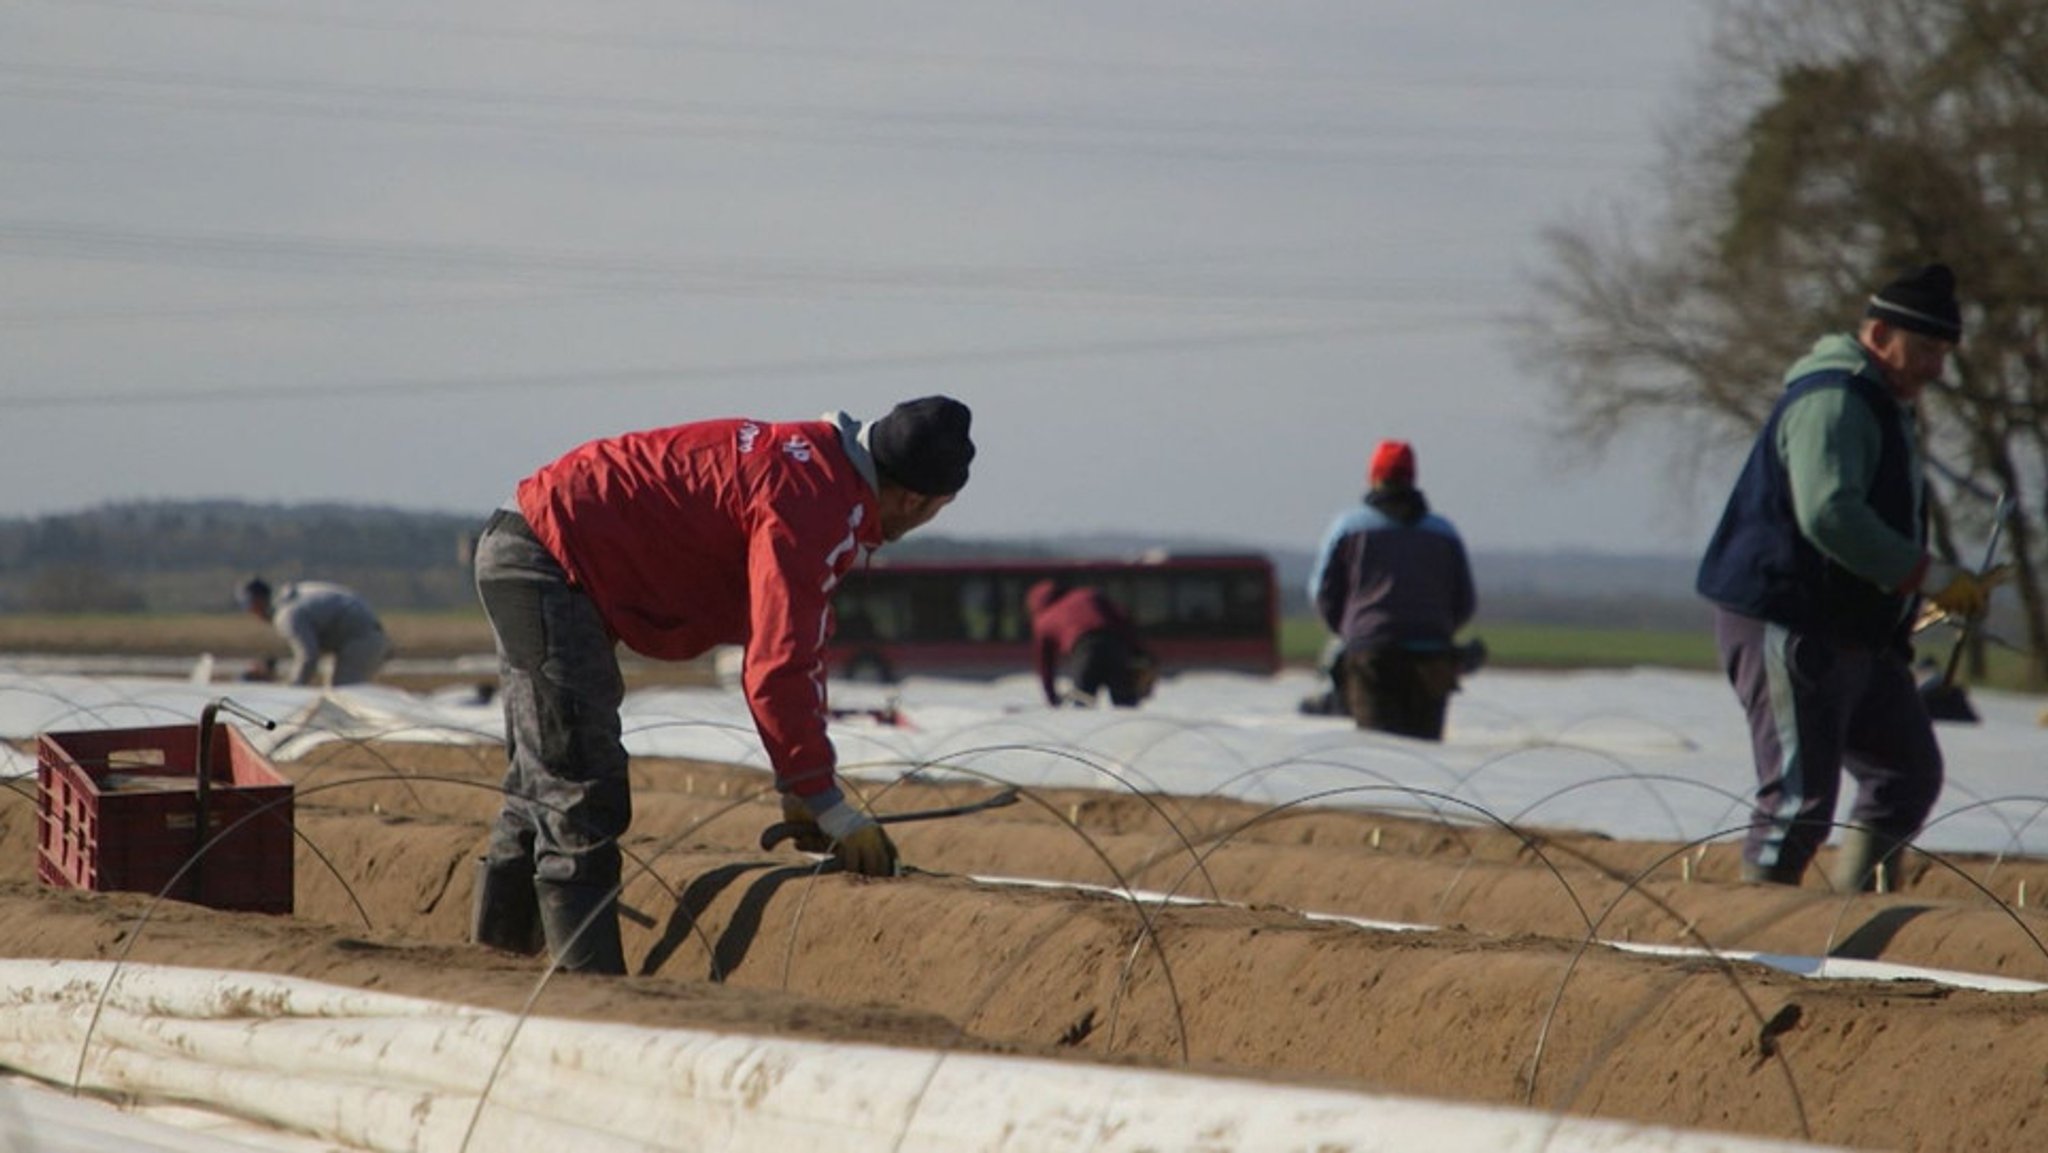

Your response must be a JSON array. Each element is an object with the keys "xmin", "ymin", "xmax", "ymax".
[
  {"xmin": 517, "ymin": 417, "xmax": 883, "ymax": 798},
  {"xmin": 1025, "ymin": 583, "xmax": 1139, "ymax": 704}
]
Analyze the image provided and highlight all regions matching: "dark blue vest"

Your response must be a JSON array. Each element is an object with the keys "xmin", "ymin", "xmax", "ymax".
[{"xmin": 1696, "ymin": 370, "xmax": 1919, "ymax": 646}]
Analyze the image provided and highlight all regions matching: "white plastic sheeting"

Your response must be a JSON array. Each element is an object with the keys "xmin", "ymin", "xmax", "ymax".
[
  {"xmin": 4, "ymin": 665, "xmax": 2043, "ymax": 858},
  {"xmin": 0, "ymin": 960, "xmax": 1844, "ymax": 1153},
  {"xmin": 0, "ymin": 674, "xmax": 499, "ymax": 763},
  {"xmin": 0, "ymin": 1075, "xmax": 350, "ymax": 1152},
  {"xmin": 1, "ymin": 667, "xmax": 2035, "ymax": 1151},
  {"xmin": 981, "ymin": 874, "xmax": 2048, "ymax": 995}
]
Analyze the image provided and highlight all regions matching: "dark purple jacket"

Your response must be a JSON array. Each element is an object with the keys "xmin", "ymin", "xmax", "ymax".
[{"xmin": 1309, "ymin": 487, "xmax": 1476, "ymax": 651}]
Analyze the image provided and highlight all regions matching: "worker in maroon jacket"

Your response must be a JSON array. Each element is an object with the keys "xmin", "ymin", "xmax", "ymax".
[
  {"xmin": 1025, "ymin": 579, "xmax": 1155, "ymax": 708},
  {"xmin": 472, "ymin": 397, "xmax": 974, "ymax": 973}
]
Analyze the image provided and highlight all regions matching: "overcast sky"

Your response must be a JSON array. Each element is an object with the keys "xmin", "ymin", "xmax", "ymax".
[{"xmin": 5, "ymin": 0, "xmax": 1729, "ymax": 556}]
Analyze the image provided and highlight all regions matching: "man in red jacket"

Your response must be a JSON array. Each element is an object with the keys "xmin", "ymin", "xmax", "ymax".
[
  {"xmin": 471, "ymin": 397, "xmax": 974, "ymax": 973},
  {"xmin": 1025, "ymin": 579, "xmax": 1155, "ymax": 708}
]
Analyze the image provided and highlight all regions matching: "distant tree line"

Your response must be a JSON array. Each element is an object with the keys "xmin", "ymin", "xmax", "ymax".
[
  {"xmin": 0, "ymin": 501, "xmax": 484, "ymax": 613},
  {"xmin": 0, "ymin": 501, "xmax": 1717, "ymax": 630},
  {"xmin": 0, "ymin": 501, "xmax": 1076, "ymax": 614}
]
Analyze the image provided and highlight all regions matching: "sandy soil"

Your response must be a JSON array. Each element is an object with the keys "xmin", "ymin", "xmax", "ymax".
[{"xmin": 7, "ymin": 739, "xmax": 2048, "ymax": 1151}]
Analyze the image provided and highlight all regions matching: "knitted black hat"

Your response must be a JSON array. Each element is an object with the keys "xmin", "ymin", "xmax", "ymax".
[
  {"xmin": 236, "ymin": 577, "xmax": 271, "ymax": 609},
  {"xmin": 870, "ymin": 396, "xmax": 975, "ymax": 496},
  {"xmin": 1866, "ymin": 263, "xmax": 1962, "ymax": 342}
]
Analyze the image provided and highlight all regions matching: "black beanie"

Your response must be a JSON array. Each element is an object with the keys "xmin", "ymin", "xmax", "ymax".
[
  {"xmin": 1866, "ymin": 263, "xmax": 1962, "ymax": 342},
  {"xmin": 870, "ymin": 396, "xmax": 975, "ymax": 496}
]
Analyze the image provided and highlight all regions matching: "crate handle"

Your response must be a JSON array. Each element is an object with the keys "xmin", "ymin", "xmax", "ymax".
[{"xmin": 194, "ymin": 697, "xmax": 278, "ymax": 905}]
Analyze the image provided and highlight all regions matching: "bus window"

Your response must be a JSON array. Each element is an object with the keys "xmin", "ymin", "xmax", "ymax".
[
  {"xmin": 829, "ymin": 554, "xmax": 1279, "ymax": 678},
  {"xmin": 907, "ymin": 576, "xmax": 964, "ymax": 642},
  {"xmin": 996, "ymin": 576, "xmax": 1034, "ymax": 642},
  {"xmin": 837, "ymin": 584, "xmax": 904, "ymax": 642},
  {"xmin": 960, "ymin": 577, "xmax": 997, "ymax": 642},
  {"xmin": 1174, "ymin": 575, "xmax": 1227, "ymax": 633}
]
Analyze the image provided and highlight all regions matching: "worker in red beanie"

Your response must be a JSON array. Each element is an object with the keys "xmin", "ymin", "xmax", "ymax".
[{"xmin": 1307, "ymin": 439, "xmax": 1477, "ymax": 740}]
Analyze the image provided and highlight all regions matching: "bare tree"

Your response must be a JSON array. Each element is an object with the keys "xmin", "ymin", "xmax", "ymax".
[{"xmin": 1521, "ymin": 0, "xmax": 2048, "ymax": 686}]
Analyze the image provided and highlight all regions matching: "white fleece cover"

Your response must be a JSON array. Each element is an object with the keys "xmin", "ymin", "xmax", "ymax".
[
  {"xmin": 0, "ymin": 959, "xmax": 1850, "ymax": 1153},
  {"xmin": 2, "ymin": 664, "xmax": 2039, "ymax": 1150}
]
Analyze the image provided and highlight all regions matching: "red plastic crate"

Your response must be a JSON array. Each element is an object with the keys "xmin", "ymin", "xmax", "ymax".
[{"xmin": 36, "ymin": 723, "xmax": 295, "ymax": 914}]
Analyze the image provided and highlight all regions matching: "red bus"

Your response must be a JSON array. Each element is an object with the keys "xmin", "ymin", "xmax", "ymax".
[{"xmin": 825, "ymin": 553, "xmax": 1280, "ymax": 682}]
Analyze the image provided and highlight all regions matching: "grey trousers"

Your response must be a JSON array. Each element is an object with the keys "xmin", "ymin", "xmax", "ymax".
[
  {"xmin": 474, "ymin": 510, "xmax": 630, "ymax": 888},
  {"xmin": 329, "ymin": 630, "xmax": 390, "ymax": 686},
  {"xmin": 1713, "ymin": 608, "xmax": 1942, "ymax": 875}
]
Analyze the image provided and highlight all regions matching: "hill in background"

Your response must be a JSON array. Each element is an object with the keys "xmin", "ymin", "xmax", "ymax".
[
  {"xmin": 0, "ymin": 502, "xmax": 1707, "ymax": 629},
  {"xmin": 0, "ymin": 501, "xmax": 480, "ymax": 614}
]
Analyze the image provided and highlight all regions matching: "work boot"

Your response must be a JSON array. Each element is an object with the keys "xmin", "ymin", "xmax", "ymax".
[
  {"xmin": 471, "ymin": 859, "xmax": 544, "ymax": 956},
  {"xmin": 535, "ymin": 880, "xmax": 627, "ymax": 975},
  {"xmin": 1739, "ymin": 858, "xmax": 1806, "ymax": 886},
  {"xmin": 1829, "ymin": 827, "xmax": 1905, "ymax": 894}
]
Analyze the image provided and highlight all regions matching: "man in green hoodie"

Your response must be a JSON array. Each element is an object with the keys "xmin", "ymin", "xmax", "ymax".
[{"xmin": 1696, "ymin": 264, "xmax": 2003, "ymax": 892}]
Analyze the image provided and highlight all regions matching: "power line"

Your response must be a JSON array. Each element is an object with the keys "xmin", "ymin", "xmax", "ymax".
[
  {"xmin": 6, "ymin": 317, "xmax": 1494, "ymax": 410},
  {"xmin": 0, "ymin": 61, "xmax": 1648, "ymax": 170},
  {"xmin": 0, "ymin": 59, "xmax": 1643, "ymax": 148},
  {"xmin": 0, "ymin": 219, "xmax": 1526, "ymax": 314},
  {"xmin": 29, "ymin": 0, "xmax": 1681, "ymax": 96},
  {"xmin": 0, "ymin": 286, "xmax": 620, "ymax": 328}
]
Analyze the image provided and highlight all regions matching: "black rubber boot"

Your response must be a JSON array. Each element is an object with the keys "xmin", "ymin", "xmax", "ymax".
[
  {"xmin": 1829, "ymin": 827, "xmax": 1906, "ymax": 894},
  {"xmin": 471, "ymin": 859, "xmax": 544, "ymax": 956},
  {"xmin": 1739, "ymin": 858, "xmax": 1806, "ymax": 886},
  {"xmin": 535, "ymin": 880, "xmax": 627, "ymax": 975}
]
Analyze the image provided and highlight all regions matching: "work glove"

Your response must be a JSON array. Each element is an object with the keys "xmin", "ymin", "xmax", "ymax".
[
  {"xmin": 834, "ymin": 823, "xmax": 900, "ymax": 877},
  {"xmin": 778, "ymin": 793, "xmax": 833, "ymax": 853},
  {"xmin": 812, "ymin": 797, "xmax": 901, "ymax": 878},
  {"xmin": 1921, "ymin": 562, "xmax": 2011, "ymax": 620}
]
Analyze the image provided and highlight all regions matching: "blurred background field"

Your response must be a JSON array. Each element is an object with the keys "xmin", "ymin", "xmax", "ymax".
[
  {"xmin": 13, "ymin": 607, "xmax": 2029, "ymax": 691},
  {"xmin": 0, "ymin": 500, "xmax": 2031, "ymax": 693}
]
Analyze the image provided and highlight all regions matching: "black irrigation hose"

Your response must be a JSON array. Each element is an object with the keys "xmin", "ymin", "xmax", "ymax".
[{"xmin": 846, "ymin": 742, "xmax": 1223, "ymax": 901}]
